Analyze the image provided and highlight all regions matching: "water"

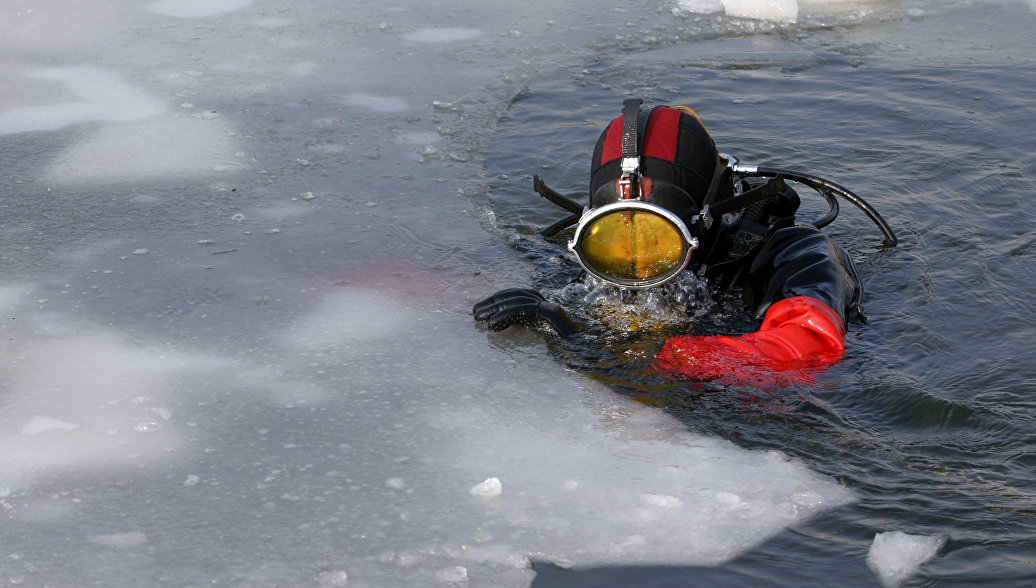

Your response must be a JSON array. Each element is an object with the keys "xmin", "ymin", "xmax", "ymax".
[{"xmin": 1, "ymin": 1, "xmax": 1034, "ymax": 586}]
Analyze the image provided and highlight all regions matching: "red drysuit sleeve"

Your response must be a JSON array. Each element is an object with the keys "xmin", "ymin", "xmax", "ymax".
[{"xmin": 654, "ymin": 296, "xmax": 846, "ymax": 387}]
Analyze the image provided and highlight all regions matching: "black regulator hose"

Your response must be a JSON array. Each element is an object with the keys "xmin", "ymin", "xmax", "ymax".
[
  {"xmin": 745, "ymin": 165, "xmax": 898, "ymax": 247},
  {"xmin": 812, "ymin": 187, "xmax": 839, "ymax": 230}
]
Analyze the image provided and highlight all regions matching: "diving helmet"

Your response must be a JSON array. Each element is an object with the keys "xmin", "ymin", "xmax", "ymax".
[{"xmin": 570, "ymin": 99, "xmax": 728, "ymax": 288}]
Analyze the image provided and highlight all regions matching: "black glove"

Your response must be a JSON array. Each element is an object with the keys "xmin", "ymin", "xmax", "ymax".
[{"xmin": 472, "ymin": 288, "xmax": 576, "ymax": 338}]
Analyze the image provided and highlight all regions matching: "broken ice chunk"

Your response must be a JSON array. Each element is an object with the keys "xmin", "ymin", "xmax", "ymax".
[
  {"xmin": 867, "ymin": 530, "xmax": 946, "ymax": 587},
  {"xmin": 468, "ymin": 477, "xmax": 502, "ymax": 498}
]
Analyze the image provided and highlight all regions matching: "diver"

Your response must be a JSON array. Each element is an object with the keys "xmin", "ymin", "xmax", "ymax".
[{"xmin": 473, "ymin": 99, "xmax": 896, "ymax": 385}]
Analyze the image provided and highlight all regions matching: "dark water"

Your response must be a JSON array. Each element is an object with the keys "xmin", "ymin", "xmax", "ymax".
[{"xmin": 478, "ymin": 2, "xmax": 1036, "ymax": 585}]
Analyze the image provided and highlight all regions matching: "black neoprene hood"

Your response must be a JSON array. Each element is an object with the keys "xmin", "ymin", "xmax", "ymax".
[{"xmin": 588, "ymin": 105, "xmax": 721, "ymax": 228}]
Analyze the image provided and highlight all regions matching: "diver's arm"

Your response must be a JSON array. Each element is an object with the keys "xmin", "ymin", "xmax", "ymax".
[
  {"xmin": 655, "ymin": 295, "xmax": 846, "ymax": 384},
  {"xmin": 655, "ymin": 226, "xmax": 862, "ymax": 384},
  {"xmin": 740, "ymin": 225, "xmax": 863, "ymax": 325},
  {"xmin": 473, "ymin": 288, "xmax": 577, "ymax": 338}
]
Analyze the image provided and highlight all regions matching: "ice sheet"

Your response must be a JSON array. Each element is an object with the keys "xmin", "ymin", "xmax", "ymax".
[
  {"xmin": 0, "ymin": 67, "xmax": 241, "ymax": 183},
  {"xmin": 0, "ymin": 68, "xmax": 163, "ymax": 135},
  {"xmin": 722, "ymin": 0, "xmax": 799, "ymax": 22},
  {"xmin": 677, "ymin": 0, "xmax": 888, "ymax": 22},
  {"xmin": 403, "ymin": 28, "xmax": 483, "ymax": 43},
  {"xmin": 0, "ymin": 281, "xmax": 855, "ymax": 582},
  {"xmin": 45, "ymin": 115, "xmax": 241, "ymax": 183},
  {"xmin": 429, "ymin": 396, "xmax": 854, "ymax": 568},
  {"xmin": 0, "ymin": 332, "xmax": 220, "ymax": 491},
  {"xmin": 272, "ymin": 286, "xmax": 855, "ymax": 570},
  {"xmin": 147, "ymin": 0, "xmax": 253, "ymax": 18}
]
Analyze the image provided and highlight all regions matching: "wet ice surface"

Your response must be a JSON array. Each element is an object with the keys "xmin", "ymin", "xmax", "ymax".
[
  {"xmin": 678, "ymin": 0, "xmax": 867, "ymax": 22},
  {"xmin": 0, "ymin": 0, "xmax": 998, "ymax": 585},
  {"xmin": 147, "ymin": 0, "xmax": 254, "ymax": 19},
  {"xmin": 0, "ymin": 63, "xmax": 241, "ymax": 183},
  {"xmin": 0, "ymin": 283, "xmax": 852, "ymax": 585}
]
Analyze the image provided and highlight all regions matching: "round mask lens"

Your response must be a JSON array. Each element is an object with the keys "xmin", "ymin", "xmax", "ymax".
[{"xmin": 579, "ymin": 208, "xmax": 687, "ymax": 282}]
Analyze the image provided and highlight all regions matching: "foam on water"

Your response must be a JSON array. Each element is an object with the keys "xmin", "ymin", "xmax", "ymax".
[
  {"xmin": 866, "ymin": 531, "xmax": 946, "ymax": 587},
  {"xmin": 558, "ymin": 271, "xmax": 713, "ymax": 331}
]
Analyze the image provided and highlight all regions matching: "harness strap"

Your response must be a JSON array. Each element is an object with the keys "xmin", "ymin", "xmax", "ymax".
[
  {"xmin": 533, "ymin": 175, "xmax": 583, "ymax": 214},
  {"xmin": 711, "ymin": 177, "xmax": 788, "ymax": 219},
  {"xmin": 619, "ymin": 99, "xmax": 644, "ymax": 199},
  {"xmin": 620, "ymin": 99, "xmax": 643, "ymax": 163}
]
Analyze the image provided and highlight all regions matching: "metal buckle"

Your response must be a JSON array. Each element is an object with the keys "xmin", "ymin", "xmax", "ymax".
[
  {"xmin": 618, "ymin": 175, "xmax": 632, "ymax": 199},
  {"xmin": 692, "ymin": 204, "xmax": 713, "ymax": 231},
  {"xmin": 617, "ymin": 172, "xmax": 641, "ymax": 200},
  {"xmin": 621, "ymin": 157, "xmax": 639, "ymax": 175}
]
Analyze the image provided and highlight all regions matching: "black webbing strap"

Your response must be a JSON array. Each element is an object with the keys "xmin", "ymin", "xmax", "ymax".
[
  {"xmin": 619, "ymin": 99, "xmax": 644, "ymax": 199},
  {"xmin": 533, "ymin": 175, "xmax": 583, "ymax": 214},
  {"xmin": 691, "ymin": 174, "xmax": 787, "ymax": 234},
  {"xmin": 710, "ymin": 176, "xmax": 787, "ymax": 218},
  {"xmin": 621, "ymin": 99, "xmax": 643, "ymax": 161}
]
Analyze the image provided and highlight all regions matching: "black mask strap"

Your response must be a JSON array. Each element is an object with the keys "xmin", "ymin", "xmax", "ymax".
[
  {"xmin": 620, "ymin": 99, "xmax": 642, "ymax": 161},
  {"xmin": 691, "ymin": 154, "xmax": 729, "ymax": 234},
  {"xmin": 618, "ymin": 99, "xmax": 643, "ymax": 199}
]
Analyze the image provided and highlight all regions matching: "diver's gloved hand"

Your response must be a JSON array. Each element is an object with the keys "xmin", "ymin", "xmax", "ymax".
[
  {"xmin": 654, "ymin": 296, "xmax": 846, "ymax": 387},
  {"xmin": 473, "ymin": 288, "xmax": 576, "ymax": 338}
]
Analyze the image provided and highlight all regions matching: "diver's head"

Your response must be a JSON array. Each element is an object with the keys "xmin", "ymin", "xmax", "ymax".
[{"xmin": 569, "ymin": 100, "xmax": 727, "ymax": 289}]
